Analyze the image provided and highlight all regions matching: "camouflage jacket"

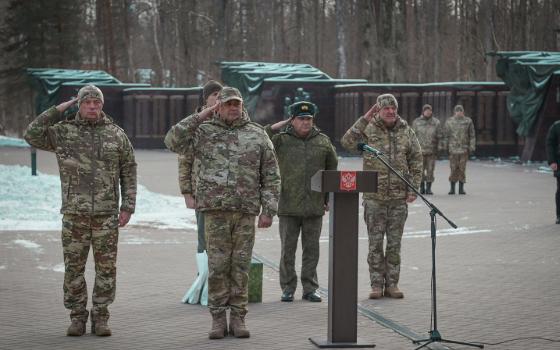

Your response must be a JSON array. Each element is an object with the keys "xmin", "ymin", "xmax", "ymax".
[
  {"xmin": 411, "ymin": 115, "xmax": 443, "ymax": 155},
  {"xmin": 177, "ymin": 110, "xmax": 203, "ymax": 195},
  {"xmin": 266, "ymin": 125, "xmax": 338, "ymax": 217},
  {"xmin": 443, "ymin": 115, "xmax": 476, "ymax": 154},
  {"xmin": 341, "ymin": 114, "xmax": 422, "ymax": 201},
  {"xmin": 24, "ymin": 106, "xmax": 137, "ymax": 215},
  {"xmin": 165, "ymin": 112, "xmax": 280, "ymax": 216}
]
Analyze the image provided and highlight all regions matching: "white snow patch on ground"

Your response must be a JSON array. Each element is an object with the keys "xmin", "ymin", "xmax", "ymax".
[
  {"xmin": 0, "ymin": 136, "xmax": 30, "ymax": 148},
  {"xmin": 0, "ymin": 265, "xmax": 6, "ymax": 270},
  {"xmin": 38, "ymin": 263, "xmax": 65, "ymax": 273},
  {"xmin": 0, "ymin": 164, "xmax": 196, "ymax": 231},
  {"xmin": 12, "ymin": 239, "xmax": 43, "ymax": 252}
]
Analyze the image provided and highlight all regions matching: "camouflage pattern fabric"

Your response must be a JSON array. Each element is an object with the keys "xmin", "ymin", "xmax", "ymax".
[
  {"xmin": 205, "ymin": 211, "xmax": 256, "ymax": 317},
  {"xmin": 411, "ymin": 115, "xmax": 442, "ymax": 155},
  {"xmin": 340, "ymin": 114, "xmax": 423, "ymax": 200},
  {"xmin": 278, "ymin": 215, "xmax": 323, "ymax": 295},
  {"xmin": 421, "ymin": 154, "xmax": 437, "ymax": 182},
  {"xmin": 442, "ymin": 115, "xmax": 476, "ymax": 155},
  {"xmin": 165, "ymin": 111, "xmax": 280, "ymax": 216},
  {"xmin": 363, "ymin": 200, "xmax": 408, "ymax": 288},
  {"xmin": 77, "ymin": 85, "xmax": 104, "ymax": 106},
  {"xmin": 24, "ymin": 106, "xmax": 137, "ymax": 215},
  {"xmin": 449, "ymin": 152, "xmax": 469, "ymax": 182},
  {"xmin": 178, "ymin": 153, "xmax": 196, "ymax": 195},
  {"xmin": 62, "ymin": 214, "xmax": 119, "ymax": 318},
  {"xmin": 265, "ymin": 125, "xmax": 338, "ymax": 216}
]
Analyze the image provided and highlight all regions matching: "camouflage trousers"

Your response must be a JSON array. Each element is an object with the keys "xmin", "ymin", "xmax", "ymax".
[
  {"xmin": 205, "ymin": 211, "xmax": 255, "ymax": 317},
  {"xmin": 279, "ymin": 215, "xmax": 323, "ymax": 295},
  {"xmin": 196, "ymin": 210, "xmax": 206, "ymax": 253},
  {"xmin": 363, "ymin": 200, "xmax": 408, "ymax": 288},
  {"xmin": 449, "ymin": 152, "xmax": 468, "ymax": 183},
  {"xmin": 61, "ymin": 214, "xmax": 119, "ymax": 319},
  {"xmin": 421, "ymin": 154, "xmax": 437, "ymax": 182}
]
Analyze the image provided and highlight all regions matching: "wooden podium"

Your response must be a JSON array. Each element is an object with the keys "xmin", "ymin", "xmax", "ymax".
[{"xmin": 309, "ymin": 170, "xmax": 377, "ymax": 348}]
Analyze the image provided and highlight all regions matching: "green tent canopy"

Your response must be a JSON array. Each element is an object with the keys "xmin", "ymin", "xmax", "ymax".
[
  {"xmin": 26, "ymin": 68, "xmax": 123, "ymax": 114},
  {"xmin": 491, "ymin": 51, "xmax": 560, "ymax": 136}
]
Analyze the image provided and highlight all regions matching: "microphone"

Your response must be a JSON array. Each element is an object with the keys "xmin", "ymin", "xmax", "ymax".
[{"xmin": 357, "ymin": 143, "xmax": 384, "ymax": 156}]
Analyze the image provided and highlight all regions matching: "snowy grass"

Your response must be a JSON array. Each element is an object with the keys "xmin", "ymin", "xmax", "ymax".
[
  {"xmin": 0, "ymin": 136, "xmax": 30, "ymax": 148},
  {"xmin": 0, "ymin": 164, "xmax": 196, "ymax": 231}
]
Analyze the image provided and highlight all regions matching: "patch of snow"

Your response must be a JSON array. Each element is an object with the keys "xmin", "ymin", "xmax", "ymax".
[
  {"xmin": 0, "ymin": 164, "xmax": 196, "ymax": 231},
  {"xmin": 0, "ymin": 136, "xmax": 30, "ymax": 148},
  {"xmin": 12, "ymin": 239, "xmax": 43, "ymax": 252},
  {"xmin": 38, "ymin": 263, "xmax": 65, "ymax": 273}
]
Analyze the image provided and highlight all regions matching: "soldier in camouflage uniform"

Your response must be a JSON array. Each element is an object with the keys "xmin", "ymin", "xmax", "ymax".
[
  {"xmin": 412, "ymin": 104, "xmax": 442, "ymax": 195},
  {"xmin": 341, "ymin": 94, "xmax": 422, "ymax": 299},
  {"xmin": 265, "ymin": 101, "xmax": 338, "ymax": 303},
  {"xmin": 442, "ymin": 105, "xmax": 476, "ymax": 195},
  {"xmin": 24, "ymin": 85, "xmax": 137, "ymax": 337},
  {"xmin": 178, "ymin": 80, "xmax": 223, "ymax": 253},
  {"xmin": 165, "ymin": 87, "xmax": 280, "ymax": 339}
]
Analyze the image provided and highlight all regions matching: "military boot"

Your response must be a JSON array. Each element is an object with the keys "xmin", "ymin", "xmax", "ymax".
[
  {"xmin": 384, "ymin": 286, "xmax": 404, "ymax": 298},
  {"xmin": 229, "ymin": 313, "xmax": 250, "ymax": 338},
  {"xmin": 208, "ymin": 312, "xmax": 228, "ymax": 339},
  {"xmin": 420, "ymin": 181, "xmax": 425, "ymax": 194},
  {"xmin": 448, "ymin": 182, "xmax": 456, "ymax": 195},
  {"xmin": 425, "ymin": 182, "xmax": 433, "ymax": 195},
  {"xmin": 66, "ymin": 309, "xmax": 88, "ymax": 336},
  {"xmin": 91, "ymin": 310, "xmax": 111, "ymax": 336},
  {"xmin": 459, "ymin": 182, "xmax": 466, "ymax": 195},
  {"xmin": 368, "ymin": 286, "xmax": 383, "ymax": 299}
]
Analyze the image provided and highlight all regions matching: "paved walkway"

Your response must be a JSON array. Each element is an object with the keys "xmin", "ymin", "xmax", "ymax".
[{"xmin": 1, "ymin": 148, "xmax": 560, "ymax": 349}]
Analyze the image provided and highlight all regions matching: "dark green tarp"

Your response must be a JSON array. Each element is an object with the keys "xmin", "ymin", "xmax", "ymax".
[
  {"xmin": 26, "ymin": 68, "xmax": 122, "ymax": 114},
  {"xmin": 492, "ymin": 51, "xmax": 560, "ymax": 136}
]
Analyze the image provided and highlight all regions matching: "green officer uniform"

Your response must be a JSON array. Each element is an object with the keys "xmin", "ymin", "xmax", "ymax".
[
  {"xmin": 265, "ymin": 102, "xmax": 338, "ymax": 302},
  {"xmin": 341, "ymin": 94, "xmax": 422, "ymax": 298},
  {"xmin": 412, "ymin": 104, "xmax": 443, "ymax": 194},
  {"xmin": 24, "ymin": 85, "xmax": 137, "ymax": 335}
]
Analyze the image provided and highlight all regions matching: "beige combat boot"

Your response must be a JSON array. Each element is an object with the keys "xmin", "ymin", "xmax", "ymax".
[
  {"xmin": 384, "ymin": 286, "xmax": 404, "ymax": 298},
  {"xmin": 368, "ymin": 286, "xmax": 383, "ymax": 299},
  {"xmin": 208, "ymin": 312, "xmax": 228, "ymax": 339},
  {"xmin": 229, "ymin": 313, "xmax": 250, "ymax": 338},
  {"xmin": 91, "ymin": 311, "xmax": 112, "ymax": 336},
  {"xmin": 66, "ymin": 310, "xmax": 88, "ymax": 336}
]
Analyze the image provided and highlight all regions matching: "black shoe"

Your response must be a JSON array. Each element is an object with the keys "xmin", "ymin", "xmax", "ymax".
[
  {"xmin": 425, "ymin": 182, "xmax": 433, "ymax": 195},
  {"xmin": 302, "ymin": 291, "xmax": 322, "ymax": 302},
  {"xmin": 281, "ymin": 291, "xmax": 294, "ymax": 302},
  {"xmin": 420, "ymin": 181, "xmax": 425, "ymax": 194},
  {"xmin": 448, "ymin": 181, "xmax": 456, "ymax": 195},
  {"xmin": 458, "ymin": 182, "xmax": 466, "ymax": 195}
]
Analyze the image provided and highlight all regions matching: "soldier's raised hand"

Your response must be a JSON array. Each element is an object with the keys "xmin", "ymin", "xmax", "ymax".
[
  {"xmin": 55, "ymin": 97, "xmax": 79, "ymax": 113},
  {"xmin": 364, "ymin": 103, "xmax": 380, "ymax": 122},
  {"xmin": 270, "ymin": 117, "xmax": 293, "ymax": 132},
  {"xmin": 198, "ymin": 100, "xmax": 220, "ymax": 121}
]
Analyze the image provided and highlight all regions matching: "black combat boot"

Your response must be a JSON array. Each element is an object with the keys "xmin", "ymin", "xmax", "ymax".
[
  {"xmin": 448, "ymin": 182, "xmax": 456, "ymax": 195},
  {"xmin": 420, "ymin": 182, "xmax": 425, "ymax": 194},
  {"xmin": 459, "ymin": 182, "xmax": 466, "ymax": 195},
  {"xmin": 425, "ymin": 182, "xmax": 433, "ymax": 195}
]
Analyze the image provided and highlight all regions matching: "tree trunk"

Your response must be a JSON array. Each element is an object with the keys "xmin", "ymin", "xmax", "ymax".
[{"xmin": 335, "ymin": 0, "xmax": 347, "ymax": 78}]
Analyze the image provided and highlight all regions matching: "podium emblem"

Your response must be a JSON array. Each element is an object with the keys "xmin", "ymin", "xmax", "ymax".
[{"xmin": 340, "ymin": 171, "xmax": 357, "ymax": 191}]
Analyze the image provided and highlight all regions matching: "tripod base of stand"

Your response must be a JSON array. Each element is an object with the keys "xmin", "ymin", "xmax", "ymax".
[
  {"xmin": 309, "ymin": 337, "xmax": 375, "ymax": 348},
  {"xmin": 413, "ymin": 330, "xmax": 483, "ymax": 350}
]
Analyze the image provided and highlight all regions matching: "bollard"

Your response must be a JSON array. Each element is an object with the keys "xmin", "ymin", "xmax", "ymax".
[{"xmin": 31, "ymin": 148, "xmax": 37, "ymax": 176}]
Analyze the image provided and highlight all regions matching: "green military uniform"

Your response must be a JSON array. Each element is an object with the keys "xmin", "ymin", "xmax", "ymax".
[
  {"xmin": 165, "ymin": 92, "xmax": 280, "ymax": 320},
  {"xmin": 341, "ymin": 95, "xmax": 422, "ymax": 293},
  {"xmin": 411, "ymin": 108, "xmax": 442, "ymax": 191},
  {"xmin": 443, "ymin": 109, "xmax": 476, "ymax": 188},
  {"xmin": 24, "ymin": 103, "xmax": 137, "ymax": 325},
  {"xmin": 545, "ymin": 120, "xmax": 560, "ymax": 223},
  {"xmin": 265, "ymin": 103, "xmax": 338, "ymax": 299}
]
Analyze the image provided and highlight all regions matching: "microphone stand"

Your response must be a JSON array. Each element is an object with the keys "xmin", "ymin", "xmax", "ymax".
[{"xmin": 361, "ymin": 147, "xmax": 483, "ymax": 350}]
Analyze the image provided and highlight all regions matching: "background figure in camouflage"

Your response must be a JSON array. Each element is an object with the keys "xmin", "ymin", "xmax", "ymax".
[
  {"xmin": 412, "ymin": 104, "xmax": 442, "ymax": 195},
  {"xmin": 178, "ymin": 80, "xmax": 223, "ymax": 254},
  {"xmin": 165, "ymin": 87, "xmax": 280, "ymax": 339},
  {"xmin": 341, "ymin": 94, "xmax": 422, "ymax": 300},
  {"xmin": 545, "ymin": 120, "xmax": 560, "ymax": 224},
  {"xmin": 442, "ymin": 105, "xmax": 476, "ymax": 195},
  {"xmin": 265, "ymin": 101, "xmax": 338, "ymax": 303},
  {"xmin": 24, "ymin": 85, "xmax": 137, "ymax": 337}
]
